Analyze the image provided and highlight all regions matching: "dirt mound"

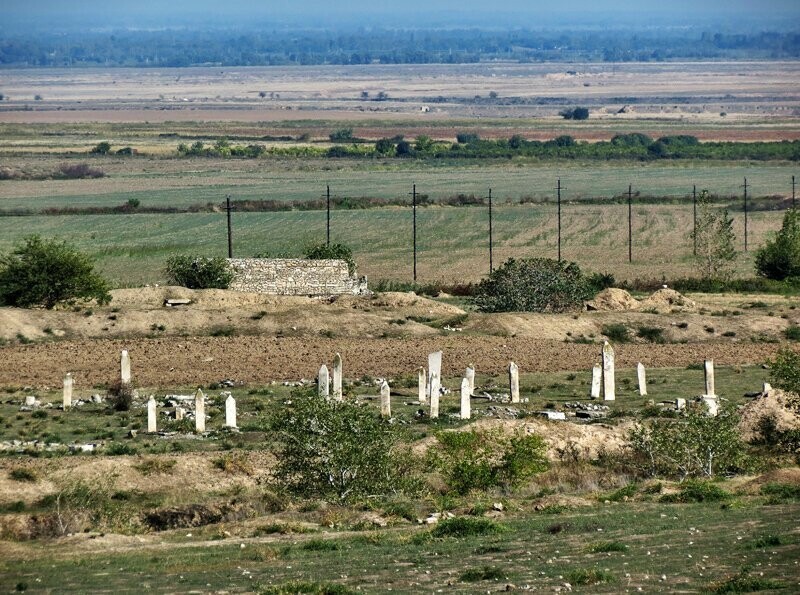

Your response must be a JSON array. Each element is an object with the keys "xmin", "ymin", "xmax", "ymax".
[
  {"xmin": 738, "ymin": 387, "xmax": 800, "ymax": 443},
  {"xmin": 339, "ymin": 292, "xmax": 464, "ymax": 316},
  {"xmin": 586, "ymin": 288, "xmax": 639, "ymax": 312},
  {"xmin": 738, "ymin": 468, "xmax": 800, "ymax": 494},
  {"xmin": 638, "ymin": 288, "xmax": 697, "ymax": 314}
]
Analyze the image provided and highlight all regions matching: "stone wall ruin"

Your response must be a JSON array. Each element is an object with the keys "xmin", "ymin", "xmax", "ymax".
[{"xmin": 227, "ymin": 258, "xmax": 368, "ymax": 296}]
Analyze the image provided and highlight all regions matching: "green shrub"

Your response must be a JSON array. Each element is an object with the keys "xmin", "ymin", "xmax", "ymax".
[
  {"xmin": 637, "ymin": 325, "xmax": 665, "ymax": 343},
  {"xmin": 769, "ymin": 348, "xmax": 800, "ymax": 397},
  {"xmin": 601, "ymin": 323, "xmax": 631, "ymax": 343},
  {"xmin": 760, "ymin": 482, "xmax": 800, "ymax": 502},
  {"xmin": 268, "ymin": 388, "xmax": 420, "ymax": 503},
  {"xmin": 430, "ymin": 517, "xmax": 504, "ymax": 538},
  {"xmin": 432, "ymin": 428, "xmax": 548, "ymax": 495},
  {"xmin": 304, "ymin": 243, "xmax": 356, "ymax": 275},
  {"xmin": 472, "ymin": 258, "xmax": 591, "ymax": 313},
  {"xmin": 755, "ymin": 208, "xmax": 800, "ymax": 280},
  {"xmin": 9, "ymin": 468, "xmax": 37, "ymax": 482},
  {"xmin": 785, "ymin": 325, "xmax": 800, "ymax": 341},
  {"xmin": 261, "ymin": 581, "xmax": 355, "ymax": 595},
  {"xmin": 107, "ymin": 380, "xmax": 135, "ymax": 412},
  {"xmin": 0, "ymin": 235, "xmax": 110, "ymax": 309},
  {"xmin": 165, "ymin": 255, "xmax": 233, "ymax": 289},
  {"xmin": 105, "ymin": 442, "xmax": 137, "ymax": 456},
  {"xmin": 566, "ymin": 569, "xmax": 614, "ymax": 585},
  {"xmin": 706, "ymin": 568, "xmax": 785, "ymax": 593},
  {"xmin": 628, "ymin": 408, "xmax": 747, "ymax": 479},
  {"xmin": 459, "ymin": 565, "xmax": 505, "ymax": 582},
  {"xmin": 659, "ymin": 480, "xmax": 731, "ymax": 503}
]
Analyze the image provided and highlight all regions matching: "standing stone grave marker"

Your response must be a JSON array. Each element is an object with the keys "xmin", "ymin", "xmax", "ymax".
[
  {"xmin": 120, "ymin": 350, "xmax": 131, "ymax": 385},
  {"xmin": 602, "ymin": 341, "xmax": 615, "ymax": 401},
  {"xmin": 509, "ymin": 362, "xmax": 520, "ymax": 404},
  {"xmin": 418, "ymin": 367, "xmax": 427, "ymax": 404},
  {"xmin": 428, "ymin": 351, "xmax": 443, "ymax": 400},
  {"xmin": 318, "ymin": 364, "xmax": 330, "ymax": 399},
  {"xmin": 460, "ymin": 377, "xmax": 471, "ymax": 419},
  {"xmin": 465, "ymin": 364, "xmax": 475, "ymax": 396},
  {"xmin": 176, "ymin": 407, "xmax": 185, "ymax": 421},
  {"xmin": 195, "ymin": 388, "xmax": 206, "ymax": 433},
  {"xmin": 675, "ymin": 398, "xmax": 686, "ymax": 411},
  {"xmin": 147, "ymin": 396, "xmax": 157, "ymax": 433},
  {"xmin": 637, "ymin": 362, "xmax": 648, "ymax": 396},
  {"xmin": 380, "ymin": 380, "xmax": 391, "ymax": 418},
  {"xmin": 704, "ymin": 359, "xmax": 716, "ymax": 397},
  {"xmin": 429, "ymin": 372, "xmax": 441, "ymax": 419},
  {"xmin": 225, "ymin": 395, "xmax": 237, "ymax": 428},
  {"xmin": 332, "ymin": 353, "xmax": 343, "ymax": 401},
  {"xmin": 590, "ymin": 364, "xmax": 602, "ymax": 399},
  {"xmin": 63, "ymin": 372, "xmax": 73, "ymax": 409}
]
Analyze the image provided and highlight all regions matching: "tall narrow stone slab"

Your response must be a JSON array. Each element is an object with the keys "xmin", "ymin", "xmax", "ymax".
[
  {"xmin": 195, "ymin": 388, "xmax": 206, "ymax": 433},
  {"xmin": 429, "ymin": 372, "xmax": 440, "ymax": 419},
  {"xmin": 460, "ymin": 377, "xmax": 471, "ymax": 420},
  {"xmin": 704, "ymin": 359, "xmax": 716, "ymax": 397},
  {"xmin": 120, "ymin": 350, "xmax": 131, "ymax": 385},
  {"xmin": 509, "ymin": 362, "xmax": 520, "ymax": 404},
  {"xmin": 590, "ymin": 364, "xmax": 602, "ymax": 399},
  {"xmin": 637, "ymin": 362, "xmax": 648, "ymax": 396},
  {"xmin": 427, "ymin": 351, "xmax": 443, "ymax": 400},
  {"xmin": 318, "ymin": 364, "xmax": 330, "ymax": 399},
  {"xmin": 332, "ymin": 353, "xmax": 343, "ymax": 401},
  {"xmin": 465, "ymin": 365, "xmax": 475, "ymax": 396},
  {"xmin": 225, "ymin": 395, "xmax": 237, "ymax": 428},
  {"xmin": 63, "ymin": 373, "xmax": 73, "ymax": 409},
  {"xmin": 602, "ymin": 341, "xmax": 615, "ymax": 401},
  {"xmin": 417, "ymin": 367, "xmax": 427, "ymax": 404},
  {"xmin": 175, "ymin": 407, "xmax": 185, "ymax": 421},
  {"xmin": 380, "ymin": 381, "xmax": 391, "ymax": 418},
  {"xmin": 147, "ymin": 396, "xmax": 157, "ymax": 433}
]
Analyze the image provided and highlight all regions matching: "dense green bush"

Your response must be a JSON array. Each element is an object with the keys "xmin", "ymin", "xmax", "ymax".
[
  {"xmin": 268, "ymin": 388, "xmax": 420, "ymax": 503},
  {"xmin": 0, "ymin": 235, "xmax": 110, "ymax": 309},
  {"xmin": 472, "ymin": 258, "xmax": 591, "ymax": 313},
  {"xmin": 769, "ymin": 348, "xmax": 800, "ymax": 398},
  {"xmin": 164, "ymin": 255, "xmax": 233, "ymax": 289},
  {"xmin": 431, "ymin": 428, "xmax": 548, "ymax": 494},
  {"xmin": 304, "ymin": 243, "xmax": 356, "ymax": 275},
  {"xmin": 627, "ymin": 407, "xmax": 747, "ymax": 479},
  {"xmin": 755, "ymin": 208, "xmax": 800, "ymax": 281}
]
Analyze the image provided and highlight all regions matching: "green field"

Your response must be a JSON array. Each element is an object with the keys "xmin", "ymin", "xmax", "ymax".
[{"xmin": 0, "ymin": 203, "xmax": 786, "ymax": 285}]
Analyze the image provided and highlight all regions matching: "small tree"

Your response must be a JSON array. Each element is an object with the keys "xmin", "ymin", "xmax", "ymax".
[
  {"xmin": 90, "ymin": 141, "xmax": 112, "ymax": 155},
  {"xmin": 0, "ymin": 236, "xmax": 110, "ymax": 309},
  {"xmin": 769, "ymin": 347, "xmax": 800, "ymax": 398},
  {"xmin": 269, "ymin": 388, "xmax": 419, "ymax": 502},
  {"xmin": 560, "ymin": 107, "xmax": 589, "ymax": 120},
  {"xmin": 164, "ymin": 255, "xmax": 233, "ymax": 289},
  {"xmin": 472, "ymin": 258, "xmax": 591, "ymax": 313},
  {"xmin": 375, "ymin": 138, "xmax": 395, "ymax": 155},
  {"xmin": 690, "ymin": 190, "xmax": 737, "ymax": 281},
  {"xmin": 329, "ymin": 128, "xmax": 354, "ymax": 142},
  {"xmin": 755, "ymin": 208, "xmax": 800, "ymax": 281}
]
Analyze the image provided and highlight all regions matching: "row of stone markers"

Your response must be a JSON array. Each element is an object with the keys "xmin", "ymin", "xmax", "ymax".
[{"xmin": 589, "ymin": 341, "xmax": 720, "ymax": 415}]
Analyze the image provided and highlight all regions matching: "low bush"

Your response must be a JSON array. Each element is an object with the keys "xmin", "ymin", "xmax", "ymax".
[
  {"xmin": 769, "ymin": 348, "xmax": 800, "ymax": 397},
  {"xmin": 459, "ymin": 565, "xmax": 505, "ymax": 582},
  {"xmin": 165, "ymin": 255, "xmax": 233, "ymax": 289},
  {"xmin": 601, "ymin": 323, "xmax": 631, "ymax": 343},
  {"xmin": 659, "ymin": 480, "xmax": 731, "ymax": 503},
  {"xmin": 472, "ymin": 258, "xmax": 591, "ymax": 313},
  {"xmin": 430, "ymin": 517, "xmax": 504, "ymax": 538},
  {"xmin": 106, "ymin": 380, "xmax": 135, "ymax": 412},
  {"xmin": 755, "ymin": 208, "xmax": 800, "ymax": 281},
  {"xmin": 304, "ymin": 243, "xmax": 356, "ymax": 275}
]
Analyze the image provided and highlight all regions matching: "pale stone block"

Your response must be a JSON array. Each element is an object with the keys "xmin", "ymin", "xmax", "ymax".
[
  {"xmin": 120, "ymin": 350, "xmax": 131, "ymax": 385},
  {"xmin": 318, "ymin": 364, "xmax": 330, "ymax": 399},
  {"xmin": 418, "ymin": 367, "xmax": 427, "ymax": 404},
  {"xmin": 602, "ymin": 341, "xmax": 615, "ymax": 401},
  {"xmin": 195, "ymin": 388, "xmax": 206, "ymax": 433},
  {"xmin": 637, "ymin": 362, "xmax": 648, "ymax": 396},
  {"xmin": 147, "ymin": 396, "xmax": 157, "ymax": 433},
  {"xmin": 701, "ymin": 395, "xmax": 719, "ymax": 417},
  {"xmin": 704, "ymin": 359, "xmax": 715, "ymax": 397},
  {"xmin": 176, "ymin": 407, "xmax": 185, "ymax": 420},
  {"xmin": 332, "ymin": 353, "xmax": 343, "ymax": 401},
  {"xmin": 380, "ymin": 380, "xmax": 391, "ymax": 418},
  {"xmin": 509, "ymin": 362, "xmax": 520, "ymax": 404},
  {"xmin": 675, "ymin": 398, "xmax": 686, "ymax": 411},
  {"xmin": 460, "ymin": 377, "xmax": 471, "ymax": 419},
  {"xmin": 590, "ymin": 364, "xmax": 602, "ymax": 399},
  {"xmin": 429, "ymin": 372, "xmax": 440, "ymax": 419},
  {"xmin": 428, "ymin": 351, "xmax": 442, "ymax": 400},
  {"xmin": 63, "ymin": 373, "xmax": 73, "ymax": 409},
  {"xmin": 465, "ymin": 365, "xmax": 475, "ymax": 396},
  {"xmin": 225, "ymin": 395, "xmax": 237, "ymax": 428}
]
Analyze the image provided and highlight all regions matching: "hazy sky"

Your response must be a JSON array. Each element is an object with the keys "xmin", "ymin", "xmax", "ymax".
[{"xmin": 3, "ymin": 0, "xmax": 799, "ymax": 31}]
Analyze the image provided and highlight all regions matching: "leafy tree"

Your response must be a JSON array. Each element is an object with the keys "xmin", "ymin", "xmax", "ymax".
[
  {"xmin": 0, "ymin": 235, "xmax": 110, "ymax": 309},
  {"xmin": 627, "ymin": 407, "xmax": 747, "ymax": 479},
  {"xmin": 329, "ymin": 128, "xmax": 354, "ymax": 142},
  {"xmin": 269, "ymin": 388, "xmax": 420, "ymax": 502},
  {"xmin": 164, "ymin": 255, "xmax": 233, "ymax": 289},
  {"xmin": 304, "ymin": 243, "xmax": 356, "ymax": 275},
  {"xmin": 769, "ymin": 347, "xmax": 800, "ymax": 398},
  {"xmin": 90, "ymin": 141, "xmax": 112, "ymax": 155},
  {"xmin": 395, "ymin": 140, "xmax": 413, "ymax": 156},
  {"xmin": 414, "ymin": 135, "xmax": 434, "ymax": 152},
  {"xmin": 456, "ymin": 132, "xmax": 480, "ymax": 144},
  {"xmin": 472, "ymin": 258, "xmax": 591, "ymax": 313},
  {"xmin": 690, "ymin": 190, "xmax": 737, "ymax": 281},
  {"xmin": 560, "ymin": 107, "xmax": 589, "ymax": 120},
  {"xmin": 375, "ymin": 138, "xmax": 395, "ymax": 155},
  {"xmin": 755, "ymin": 208, "xmax": 800, "ymax": 281}
]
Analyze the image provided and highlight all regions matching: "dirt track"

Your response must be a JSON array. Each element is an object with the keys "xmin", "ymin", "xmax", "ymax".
[{"xmin": 0, "ymin": 335, "xmax": 788, "ymax": 388}]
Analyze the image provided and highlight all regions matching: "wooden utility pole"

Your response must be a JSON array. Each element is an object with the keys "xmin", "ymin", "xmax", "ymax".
[
  {"xmin": 628, "ymin": 184, "xmax": 633, "ymax": 263},
  {"xmin": 224, "ymin": 194, "xmax": 234, "ymax": 258},
  {"xmin": 556, "ymin": 179, "xmax": 563, "ymax": 262},
  {"xmin": 488, "ymin": 188, "xmax": 494, "ymax": 273}
]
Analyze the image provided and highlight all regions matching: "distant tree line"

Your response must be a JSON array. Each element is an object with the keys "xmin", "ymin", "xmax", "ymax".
[
  {"xmin": 174, "ymin": 134, "xmax": 800, "ymax": 162},
  {"xmin": 1, "ymin": 28, "xmax": 799, "ymax": 67}
]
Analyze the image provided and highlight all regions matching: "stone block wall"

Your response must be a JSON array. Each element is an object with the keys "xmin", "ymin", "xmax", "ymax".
[{"xmin": 227, "ymin": 259, "xmax": 368, "ymax": 296}]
